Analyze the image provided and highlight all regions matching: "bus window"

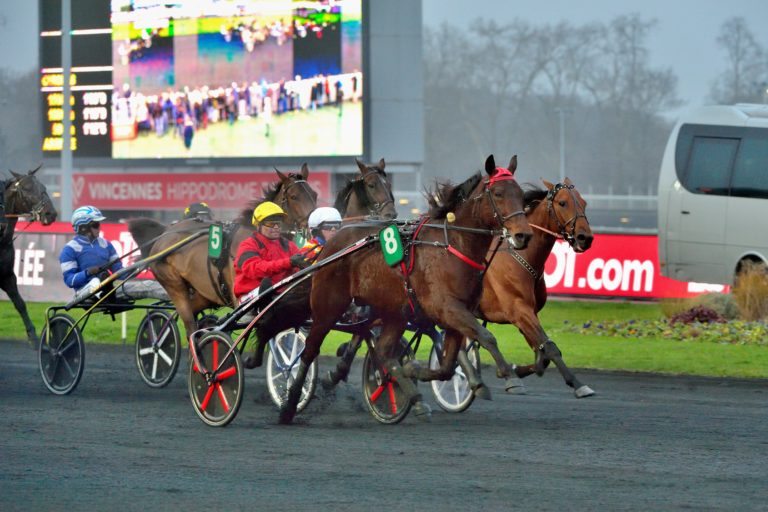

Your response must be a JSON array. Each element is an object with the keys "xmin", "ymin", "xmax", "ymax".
[
  {"xmin": 731, "ymin": 137, "xmax": 768, "ymax": 199},
  {"xmin": 685, "ymin": 137, "xmax": 738, "ymax": 196}
]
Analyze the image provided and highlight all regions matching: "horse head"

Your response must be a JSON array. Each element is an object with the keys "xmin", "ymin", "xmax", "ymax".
[
  {"xmin": 335, "ymin": 158, "xmax": 396, "ymax": 219},
  {"xmin": 540, "ymin": 177, "xmax": 592, "ymax": 252},
  {"xmin": 272, "ymin": 163, "xmax": 318, "ymax": 230},
  {"xmin": 479, "ymin": 155, "xmax": 532, "ymax": 249},
  {"xmin": 5, "ymin": 165, "xmax": 58, "ymax": 225}
]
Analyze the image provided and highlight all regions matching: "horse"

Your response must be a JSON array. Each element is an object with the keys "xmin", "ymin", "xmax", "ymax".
[
  {"xmin": 477, "ymin": 178, "xmax": 595, "ymax": 397},
  {"xmin": 278, "ymin": 154, "xmax": 533, "ymax": 424},
  {"xmin": 1, "ymin": 166, "xmax": 58, "ymax": 345},
  {"xmin": 239, "ymin": 158, "xmax": 399, "ymax": 369},
  {"xmin": 334, "ymin": 158, "xmax": 397, "ymax": 220},
  {"xmin": 127, "ymin": 165, "xmax": 318, "ymax": 343}
]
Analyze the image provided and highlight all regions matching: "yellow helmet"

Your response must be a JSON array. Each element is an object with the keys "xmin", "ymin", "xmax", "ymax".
[{"xmin": 252, "ymin": 201, "xmax": 286, "ymax": 225}]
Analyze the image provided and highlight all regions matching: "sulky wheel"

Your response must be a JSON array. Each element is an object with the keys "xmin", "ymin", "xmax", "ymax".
[
  {"xmin": 361, "ymin": 337, "xmax": 414, "ymax": 424},
  {"xmin": 38, "ymin": 314, "xmax": 85, "ymax": 395},
  {"xmin": 135, "ymin": 310, "xmax": 181, "ymax": 388},
  {"xmin": 266, "ymin": 328, "xmax": 317, "ymax": 413},
  {"xmin": 429, "ymin": 337, "xmax": 480, "ymax": 413},
  {"xmin": 188, "ymin": 331, "xmax": 244, "ymax": 427}
]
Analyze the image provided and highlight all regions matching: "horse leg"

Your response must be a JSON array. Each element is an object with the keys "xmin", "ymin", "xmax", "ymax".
[
  {"xmin": 514, "ymin": 309, "xmax": 594, "ymax": 398},
  {"xmin": 0, "ymin": 275, "xmax": 38, "ymax": 348},
  {"xmin": 321, "ymin": 333, "xmax": 364, "ymax": 390},
  {"xmin": 376, "ymin": 318, "xmax": 431, "ymax": 421},
  {"xmin": 279, "ymin": 296, "xmax": 349, "ymax": 425}
]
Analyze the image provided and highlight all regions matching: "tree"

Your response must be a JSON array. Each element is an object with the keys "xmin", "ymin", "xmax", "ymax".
[{"xmin": 709, "ymin": 17, "xmax": 767, "ymax": 104}]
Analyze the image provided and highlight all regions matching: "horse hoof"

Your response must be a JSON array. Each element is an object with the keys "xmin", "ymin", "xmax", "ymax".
[
  {"xmin": 242, "ymin": 355, "xmax": 260, "ymax": 369},
  {"xmin": 504, "ymin": 376, "xmax": 527, "ymax": 395},
  {"xmin": 412, "ymin": 401, "xmax": 432, "ymax": 422},
  {"xmin": 402, "ymin": 360, "xmax": 421, "ymax": 378},
  {"xmin": 278, "ymin": 407, "xmax": 296, "ymax": 425},
  {"xmin": 335, "ymin": 342, "xmax": 349, "ymax": 357},
  {"xmin": 27, "ymin": 336, "xmax": 40, "ymax": 351},
  {"xmin": 473, "ymin": 384, "xmax": 492, "ymax": 401},
  {"xmin": 320, "ymin": 371, "xmax": 338, "ymax": 392},
  {"xmin": 575, "ymin": 385, "xmax": 595, "ymax": 398}
]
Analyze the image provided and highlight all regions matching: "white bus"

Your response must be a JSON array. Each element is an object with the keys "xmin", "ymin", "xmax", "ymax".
[{"xmin": 657, "ymin": 104, "xmax": 768, "ymax": 285}]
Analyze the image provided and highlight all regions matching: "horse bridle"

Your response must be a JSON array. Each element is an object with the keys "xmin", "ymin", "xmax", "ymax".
[
  {"xmin": 546, "ymin": 183, "xmax": 588, "ymax": 246},
  {"xmin": 275, "ymin": 177, "xmax": 316, "ymax": 231},
  {"xmin": 470, "ymin": 178, "xmax": 526, "ymax": 236},
  {"xmin": 359, "ymin": 168, "xmax": 394, "ymax": 217},
  {"xmin": 4, "ymin": 175, "xmax": 53, "ymax": 223}
]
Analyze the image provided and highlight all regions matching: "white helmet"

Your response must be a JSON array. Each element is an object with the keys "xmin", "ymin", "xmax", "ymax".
[
  {"xmin": 308, "ymin": 207, "xmax": 342, "ymax": 229},
  {"xmin": 71, "ymin": 205, "xmax": 106, "ymax": 231}
]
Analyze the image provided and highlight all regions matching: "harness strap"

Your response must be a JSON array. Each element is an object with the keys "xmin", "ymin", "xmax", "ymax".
[
  {"xmin": 447, "ymin": 245, "xmax": 486, "ymax": 270},
  {"xmin": 508, "ymin": 248, "xmax": 540, "ymax": 280}
]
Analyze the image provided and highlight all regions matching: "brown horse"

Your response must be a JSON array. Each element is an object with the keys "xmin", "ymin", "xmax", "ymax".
[
  {"xmin": 1, "ymin": 166, "xmax": 57, "ymax": 344},
  {"xmin": 127, "ymin": 166, "xmax": 317, "ymax": 342},
  {"xmin": 278, "ymin": 155, "xmax": 533, "ymax": 424},
  {"xmin": 478, "ymin": 178, "xmax": 595, "ymax": 397},
  {"xmin": 334, "ymin": 158, "xmax": 397, "ymax": 219}
]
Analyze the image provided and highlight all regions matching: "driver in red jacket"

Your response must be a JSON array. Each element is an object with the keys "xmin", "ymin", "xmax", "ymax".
[{"xmin": 233, "ymin": 201, "xmax": 310, "ymax": 299}]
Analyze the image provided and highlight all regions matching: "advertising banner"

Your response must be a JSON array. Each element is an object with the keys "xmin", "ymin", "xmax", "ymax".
[
  {"xmin": 71, "ymin": 171, "xmax": 332, "ymax": 210},
  {"xmin": 5, "ymin": 227, "xmax": 728, "ymax": 304}
]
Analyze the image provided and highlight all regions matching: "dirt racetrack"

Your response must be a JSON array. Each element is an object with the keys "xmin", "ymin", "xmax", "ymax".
[{"xmin": 1, "ymin": 339, "xmax": 766, "ymax": 511}]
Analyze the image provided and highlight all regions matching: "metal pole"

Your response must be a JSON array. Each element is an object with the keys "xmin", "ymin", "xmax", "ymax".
[
  {"xmin": 61, "ymin": 0, "xmax": 73, "ymax": 221},
  {"xmin": 555, "ymin": 108, "xmax": 566, "ymax": 183}
]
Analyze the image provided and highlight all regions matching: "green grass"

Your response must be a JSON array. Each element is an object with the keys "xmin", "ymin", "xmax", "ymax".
[{"xmin": 3, "ymin": 299, "xmax": 767, "ymax": 378}]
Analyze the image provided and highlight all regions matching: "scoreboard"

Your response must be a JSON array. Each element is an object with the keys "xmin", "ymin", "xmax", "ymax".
[
  {"xmin": 40, "ymin": 0, "xmax": 112, "ymax": 157},
  {"xmin": 39, "ymin": 0, "xmax": 365, "ymax": 163}
]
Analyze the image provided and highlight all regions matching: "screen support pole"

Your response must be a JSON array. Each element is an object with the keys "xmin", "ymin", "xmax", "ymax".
[{"xmin": 61, "ymin": 0, "xmax": 73, "ymax": 221}]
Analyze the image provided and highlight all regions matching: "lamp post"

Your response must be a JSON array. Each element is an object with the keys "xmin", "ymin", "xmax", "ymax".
[{"xmin": 554, "ymin": 107, "xmax": 570, "ymax": 183}]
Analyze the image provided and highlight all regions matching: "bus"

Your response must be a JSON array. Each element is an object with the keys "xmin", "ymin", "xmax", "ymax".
[{"xmin": 657, "ymin": 103, "xmax": 768, "ymax": 285}]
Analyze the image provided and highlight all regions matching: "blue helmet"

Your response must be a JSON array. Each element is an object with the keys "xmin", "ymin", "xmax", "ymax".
[{"xmin": 71, "ymin": 205, "xmax": 106, "ymax": 231}]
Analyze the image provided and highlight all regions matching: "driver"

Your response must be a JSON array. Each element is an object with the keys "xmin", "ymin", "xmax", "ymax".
[
  {"xmin": 302, "ymin": 206, "xmax": 342, "ymax": 261},
  {"xmin": 59, "ymin": 205, "xmax": 169, "ymax": 302},
  {"xmin": 233, "ymin": 201, "xmax": 310, "ymax": 301}
]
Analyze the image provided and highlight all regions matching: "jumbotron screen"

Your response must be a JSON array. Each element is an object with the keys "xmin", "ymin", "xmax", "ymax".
[{"xmin": 40, "ymin": 0, "xmax": 364, "ymax": 161}]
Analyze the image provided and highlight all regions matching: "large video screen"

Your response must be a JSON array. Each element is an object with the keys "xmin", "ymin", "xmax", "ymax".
[{"xmin": 40, "ymin": 0, "xmax": 364, "ymax": 161}]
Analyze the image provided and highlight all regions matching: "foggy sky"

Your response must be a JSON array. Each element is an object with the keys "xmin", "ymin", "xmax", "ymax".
[{"xmin": 423, "ymin": 0, "xmax": 768, "ymax": 118}]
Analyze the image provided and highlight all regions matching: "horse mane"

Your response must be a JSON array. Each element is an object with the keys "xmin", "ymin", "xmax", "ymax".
[
  {"xmin": 333, "ymin": 165, "xmax": 388, "ymax": 216},
  {"xmin": 333, "ymin": 179, "xmax": 367, "ymax": 216},
  {"xmin": 238, "ymin": 176, "xmax": 291, "ymax": 226},
  {"xmin": 522, "ymin": 184, "xmax": 548, "ymax": 211},
  {"xmin": 426, "ymin": 172, "xmax": 483, "ymax": 219}
]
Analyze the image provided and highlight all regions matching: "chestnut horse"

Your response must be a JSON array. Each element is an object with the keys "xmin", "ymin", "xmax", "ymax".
[
  {"xmin": 128, "ymin": 166, "xmax": 317, "ymax": 342},
  {"xmin": 478, "ymin": 178, "xmax": 595, "ymax": 397},
  {"xmin": 278, "ymin": 155, "xmax": 533, "ymax": 424},
  {"xmin": 334, "ymin": 158, "xmax": 397, "ymax": 220},
  {"xmin": 1, "ymin": 166, "xmax": 57, "ymax": 345}
]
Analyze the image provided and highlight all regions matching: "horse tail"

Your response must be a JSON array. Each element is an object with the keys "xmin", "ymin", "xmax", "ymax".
[{"xmin": 127, "ymin": 218, "xmax": 168, "ymax": 259}]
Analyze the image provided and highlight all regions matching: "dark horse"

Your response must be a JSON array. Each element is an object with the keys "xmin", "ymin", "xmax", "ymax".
[
  {"xmin": 478, "ymin": 178, "xmax": 595, "ymax": 397},
  {"xmin": 278, "ymin": 155, "xmax": 534, "ymax": 424},
  {"xmin": 1, "ymin": 166, "xmax": 58, "ymax": 344},
  {"xmin": 334, "ymin": 158, "xmax": 397, "ymax": 219},
  {"xmin": 128, "ymin": 165, "xmax": 317, "ymax": 343}
]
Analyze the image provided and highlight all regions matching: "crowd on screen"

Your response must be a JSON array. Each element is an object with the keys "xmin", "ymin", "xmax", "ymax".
[{"xmin": 111, "ymin": 71, "xmax": 361, "ymax": 145}]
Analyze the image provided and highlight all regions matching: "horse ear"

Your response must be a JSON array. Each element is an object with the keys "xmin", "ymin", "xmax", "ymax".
[
  {"xmin": 10, "ymin": 170, "xmax": 22, "ymax": 179},
  {"xmin": 542, "ymin": 179, "xmax": 554, "ymax": 190},
  {"xmin": 378, "ymin": 158, "xmax": 385, "ymax": 170},
  {"xmin": 29, "ymin": 164, "xmax": 42, "ymax": 176},
  {"xmin": 355, "ymin": 158, "xmax": 366, "ymax": 174},
  {"xmin": 300, "ymin": 162, "xmax": 309, "ymax": 179},
  {"xmin": 484, "ymin": 155, "xmax": 496, "ymax": 175},
  {"xmin": 274, "ymin": 167, "xmax": 289, "ymax": 183},
  {"xmin": 507, "ymin": 155, "xmax": 518, "ymax": 174},
  {"xmin": 564, "ymin": 176, "xmax": 573, "ymax": 185}
]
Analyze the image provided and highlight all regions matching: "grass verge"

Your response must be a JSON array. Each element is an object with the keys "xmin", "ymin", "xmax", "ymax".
[{"xmin": 2, "ymin": 299, "xmax": 766, "ymax": 378}]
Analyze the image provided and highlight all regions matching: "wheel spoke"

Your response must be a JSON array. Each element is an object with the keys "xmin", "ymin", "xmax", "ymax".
[
  {"xmin": 148, "ymin": 319, "xmax": 158, "ymax": 345},
  {"xmin": 154, "ymin": 324, "xmax": 171, "ymax": 348},
  {"xmin": 217, "ymin": 367, "xmax": 237, "ymax": 381},
  {"xmin": 212, "ymin": 340, "xmax": 219, "ymax": 368},
  {"xmin": 200, "ymin": 384, "xmax": 215, "ymax": 411},
  {"xmin": 138, "ymin": 347, "xmax": 154, "ymax": 356},
  {"xmin": 387, "ymin": 382, "xmax": 397, "ymax": 414},
  {"xmin": 276, "ymin": 340, "xmax": 291, "ymax": 364},
  {"xmin": 151, "ymin": 353, "xmax": 159, "ymax": 379},
  {"xmin": 370, "ymin": 384, "xmax": 385, "ymax": 402},
  {"xmin": 157, "ymin": 348, "xmax": 173, "ymax": 366},
  {"xmin": 60, "ymin": 356, "xmax": 76, "ymax": 379},
  {"xmin": 452, "ymin": 378, "xmax": 462, "ymax": 404},
  {"xmin": 216, "ymin": 383, "xmax": 231, "ymax": 412},
  {"xmin": 58, "ymin": 339, "xmax": 78, "ymax": 355}
]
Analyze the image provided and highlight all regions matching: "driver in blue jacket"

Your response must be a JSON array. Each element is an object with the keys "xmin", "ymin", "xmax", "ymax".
[{"xmin": 59, "ymin": 205, "xmax": 168, "ymax": 301}]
